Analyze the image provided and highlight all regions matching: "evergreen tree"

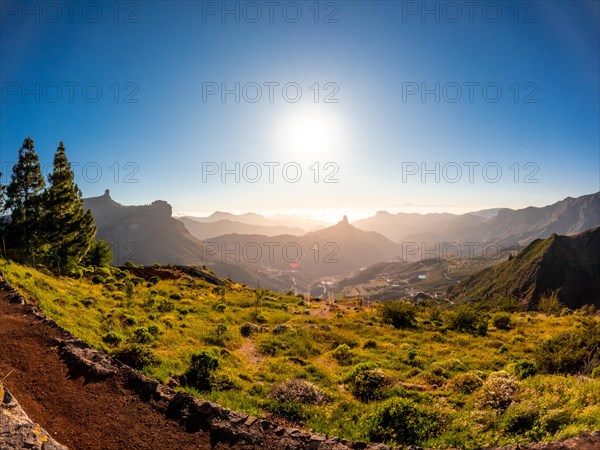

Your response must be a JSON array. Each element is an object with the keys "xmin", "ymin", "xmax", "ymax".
[
  {"xmin": 82, "ymin": 239, "xmax": 113, "ymax": 267},
  {"xmin": 0, "ymin": 173, "xmax": 6, "ymax": 258},
  {"xmin": 0, "ymin": 173, "xmax": 5, "ymax": 213},
  {"xmin": 45, "ymin": 141, "xmax": 97, "ymax": 271},
  {"xmin": 5, "ymin": 137, "xmax": 46, "ymax": 258}
]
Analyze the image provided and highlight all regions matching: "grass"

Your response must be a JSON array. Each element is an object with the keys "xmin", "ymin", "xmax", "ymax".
[{"xmin": 1, "ymin": 258, "xmax": 598, "ymax": 448}]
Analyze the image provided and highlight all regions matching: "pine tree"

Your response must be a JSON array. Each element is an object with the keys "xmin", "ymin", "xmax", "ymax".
[
  {"xmin": 45, "ymin": 141, "xmax": 97, "ymax": 271},
  {"xmin": 0, "ymin": 174, "xmax": 5, "ymax": 213},
  {"xmin": 5, "ymin": 137, "xmax": 46, "ymax": 258}
]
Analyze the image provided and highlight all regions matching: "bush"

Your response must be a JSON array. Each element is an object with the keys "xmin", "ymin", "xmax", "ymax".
[
  {"xmin": 333, "ymin": 344, "xmax": 353, "ymax": 366},
  {"xmin": 537, "ymin": 291, "xmax": 563, "ymax": 315},
  {"xmin": 363, "ymin": 339, "xmax": 377, "ymax": 349},
  {"xmin": 367, "ymin": 397, "xmax": 443, "ymax": 445},
  {"xmin": 272, "ymin": 324, "xmax": 290, "ymax": 335},
  {"xmin": 211, "ymin": 373, "xmax": 239, "ymax": 391},
  {"xmin": 478, "ymin": 373, "xmax": 519, "ymax": 410},
  {"xmin": 492, "ymin": 312, "xmax": 512, "ymax": 330},
  {"xmin": 132, "ymin": 327, "xmax": 153, "ymax": 344},
  {"xmin": 183, "ymin": 350, "xmax": 220, "ymax": 391},
  {"xmin": 512, "ymin": 360, "xmax": 538, "ymax": 379},
  {"xmin": 169, "ymin": 293, "xmax": 183, "ymax": 300},
  {"xmin": 449, "ymin": 305, "xmax": 487, "ymax": 335},
  {"xmin": 381, "ymin": 301, "xmax": 416, "ymax": 329},
  {"xmin": 157, "ymin": 299, "xmax": 174, "ymax": 312},
  {"xmin": 240, "ymin": 322, "xmax": 261, "ymax": 337},
  {"xmin": 214, "ymin": 303, "xmax": 227, "ymax": 312},
  {"xmin": 101, "ymin": 331, "xmax": 122, "ymax": 346},
  {"xmin": 445, "ymin": 372, "xmax": 483, "ymax": 394},
  {"xmin": 534, "ymin": 321, "xmax": 600, "ymax": 375},
  {"xmin": 148, "ymin": 276, "xmax": 160, "ymax": 285},
  {"xmin": 147, "ymin": 324, "xmax": 161, "ymax": 336},
  {"xmin": 502, "ymin": 401, "xmax": 540, "ymax": 435},
  {"xmin": 269, "ymin": 379, "xmax": 326, "ymax": 405},
  {"xmin": 345, "ymin": 363, "xmax": 386, "ymax": 402},
  {"xmin": 112, "ymin": 344, "xmax": 158, "ymax": 369},
  {"xmin": 91, "ymin": 275, "xmax": 105, "ymax": 284}
]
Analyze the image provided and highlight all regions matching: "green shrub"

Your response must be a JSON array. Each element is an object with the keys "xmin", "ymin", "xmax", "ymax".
[
  {"xmin": 101, "ymin": 331, "xmax": 122, "ymax": 346},
  {"xmin": 169, "ymin": 293, "xmax": 183, "ymax": 300},
  {"xmin": 147, "ymin": 324, "xmax": 161, "ymax": 336},
  {"xmin": 157, "ymin": 299, "xmax": 174, "ymax": 312},
  {"xmin": 502, "ymin": 401, "xmax": 540, "ymax": 435},
  {"xmin": 112, "ymin": 344, "xmax": 158, "ymax": 369},
  {"xmin": 214, "ymin": 303, "xmax": 227, "ymax": 312},
  {"xmin": 541, "ymin": 409, "xmax": 571, "ymax": 434},
  {"xmin": 512, "ymin": 360, "xmax": 538, "ymax": 379},
  {"xmin": 240, "ymin": 322, "xmax": 261, "ymax": 337},
  {"xmin": 132, "ymin": 327, "xmax": 154, "ymax": 344},
  {"xmin": 148, "ymin": 276, "xmax": 160, "ymax": 285},
  {"xmin": 492, "ymin": 312, "xmax": 512, "ymax": 330},
  {"xmin": 211, "ymin": 373, "xmax": 239, "ymax": 391},
  {"xmin": 449, "ymin": 305, "xmax": 487, "ymax": 334},
  {"xmin": 445, "ymin": 372, "xmax": 483, "ymax": 394},
  {"xmin": 91, "ymin": 275, "xmax": 105, "ymax": 284},
  {"xmin": 363, "ymin": 339, "xmax": 377, "ymax": 349},
  {"xmin": 381, "ymin": 301, "xmax": 416, "ymax": 329},
  {"xmin": 367, "ymin": 397, "xmax": 443, "ymax": 445},
  {"xmin": 534, "ymin": 321, "xmax": 600, "ymax": 375},
  {"xmin": 183, "ymin": 350, "xmax": 220, "ymax": 391},
  {"xmin": 272, "ymin": 324, "xmax": 290, "ymax": 335},
  {"xmin": 333, "ymin": 344, "xmax": 353, "ymax": 366},
  {"xmin": 345, "ymin": 363, "xmax": 386, "ymax": 402},
  {"xmin": 269, "ymin": 379, "xmax": 326, "ymax": 405},
  {"xmin": 123, "ymin": 316, "xmax": 137, "ymax": 326}
]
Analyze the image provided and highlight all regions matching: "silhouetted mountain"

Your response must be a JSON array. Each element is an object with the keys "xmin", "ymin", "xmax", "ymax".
[
  {"xmin": 205, "ymin": 216, "xmax": 401, "ymax": 292},
  {"xmin": 447, "ymin": 227, "xmax": 600, "ymax": 309},
  {"xmin": 180, "ymin": 217, "xmax": 305, "ymax": 240},
  {"xmin": 184, "ymin": 211, "xmax": 327, "ymax": 231},
  {"xmin": 353, "ymin": 211, "xmax": 486, "ymax": 243},
  {"xmin": 84, "ymin": 190, "xmax": 209, "ymax": 266},
  {"xmin": 83, "ymin": 191, "xmax": 310, "ymax": 292},
  {"xmin": 353, "ymin": 192, "xmax": 600, "ymax": 256},
  {"xmin": 455, "ymin": 192, "xmax": 600, "ymax": 247}
]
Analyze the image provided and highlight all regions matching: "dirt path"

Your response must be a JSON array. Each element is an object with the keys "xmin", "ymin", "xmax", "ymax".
[{"xmin": 0, "ymin": 292, "xmax": 212, "ymax": 450}]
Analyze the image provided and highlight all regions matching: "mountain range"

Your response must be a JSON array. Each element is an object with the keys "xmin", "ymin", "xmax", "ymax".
[
  {"xmin": 83, "ymin": 190, "xmax": 600, "ymax": 294},
  {"xmin": 353, "ymin": 192, "xmax": 599, "ymax": 248}
]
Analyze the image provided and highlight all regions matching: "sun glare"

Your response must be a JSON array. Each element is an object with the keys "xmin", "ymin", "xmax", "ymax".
[{"xmin": 276, "ymin": 106, "xmax": 344, "ymax": 161}]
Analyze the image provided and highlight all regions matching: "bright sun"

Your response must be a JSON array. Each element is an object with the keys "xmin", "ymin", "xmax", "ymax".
[{"xmin": 276, "ymin": 106, "xmax": 344, "ymax": 161}]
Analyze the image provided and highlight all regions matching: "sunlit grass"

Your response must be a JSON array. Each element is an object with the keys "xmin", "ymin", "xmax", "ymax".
[{"xmin": 1, "ymin": 258, "xmax": 598, "ymax": 448}]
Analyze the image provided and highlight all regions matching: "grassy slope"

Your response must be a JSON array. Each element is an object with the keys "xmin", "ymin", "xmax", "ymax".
[{"xmin": 1, "ymin": 259, "xmax": 598, "ymax": 448}]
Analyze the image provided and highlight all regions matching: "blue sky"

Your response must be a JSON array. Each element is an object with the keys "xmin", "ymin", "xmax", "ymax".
[{"xmin": 1, "ymin": 0, "xmax": 598, "ymax": 221}]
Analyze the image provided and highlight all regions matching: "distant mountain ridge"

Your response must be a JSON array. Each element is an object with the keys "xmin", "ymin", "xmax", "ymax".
[
  {"xmin": 353, "ymin": 192, "xmax": 600, "ymax": 248},
  {"xmin": 447, "ymin": 227, "xmax": 600, "ymax": 309},
  {"xmin": 184, "ymin": 211, "xmax": 328, "ymax": 231},
  {"xmin": 83, "ymin": 191, "xmax": 599, "ymax": 295},
  {"xmin": 179, "ymin": 217, "xmax": 305, "ymax": 240},
  {"xmin": 203, "ymin": 216, "xmax": 402, "ymax": 293}
]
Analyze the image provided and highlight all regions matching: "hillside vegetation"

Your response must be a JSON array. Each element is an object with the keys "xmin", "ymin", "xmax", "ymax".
[
  {"xmin": 448, "ymin": 227, "xmax": 600, "ymax": 310},
  {"xmin": 1, "ymin": 259, "xmax": 598, "ymax": 449}
]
